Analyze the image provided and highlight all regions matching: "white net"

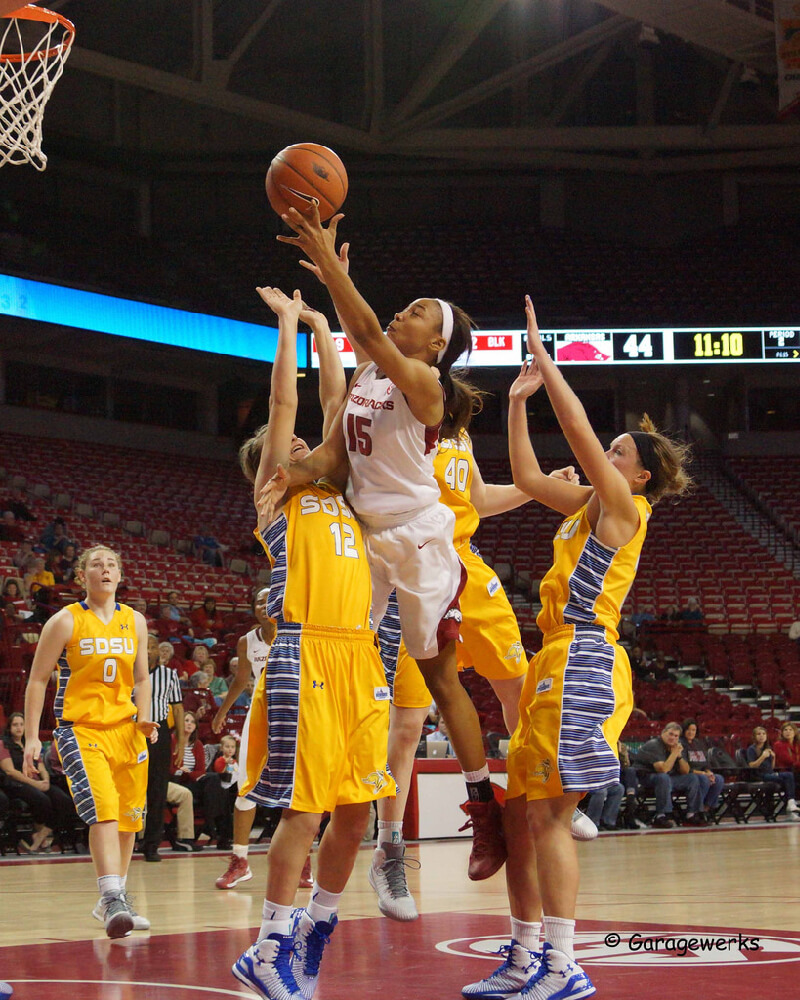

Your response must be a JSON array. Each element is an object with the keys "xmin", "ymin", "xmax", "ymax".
[{"xmin": 0, "ymin": 7, "xmax": 75, "ymax": 170}]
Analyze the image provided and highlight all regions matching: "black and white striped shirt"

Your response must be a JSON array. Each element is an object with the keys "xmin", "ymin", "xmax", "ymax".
[{"xmin": 149, "ymin": 664, "xmax": 183, "ymax": 723}]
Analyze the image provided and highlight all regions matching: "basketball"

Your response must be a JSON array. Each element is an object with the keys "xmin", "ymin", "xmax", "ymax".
[{"xmin": 266, "ymin": 143, "xmax": 348, "ymax": 222}]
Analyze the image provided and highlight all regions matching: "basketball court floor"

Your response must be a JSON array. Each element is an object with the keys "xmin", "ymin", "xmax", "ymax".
[{"xmin": 2, "ymin": 822, "xmax": 799, "ymax": 999}]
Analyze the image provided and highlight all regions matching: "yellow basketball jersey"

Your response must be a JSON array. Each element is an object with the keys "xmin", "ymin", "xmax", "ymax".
[
  {"xmin": 256, "ymin": 481, "xmax": 372, "ymax": 630},
  {"xmin": 435, "ymin": 430, "xmax": 479, "ymax": 545},
  {"xmin": 537, "ymin": 494, "xmax": 651, "ymax": 639},
  {"xmin": 57, "ymin": 601, "xmax": 139, "ymax": 728}
]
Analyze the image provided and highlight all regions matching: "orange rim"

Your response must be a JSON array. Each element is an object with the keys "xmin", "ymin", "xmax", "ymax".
[{"xmin": 0, "ymin": 4, "xmax": 75, "ymax": 64}]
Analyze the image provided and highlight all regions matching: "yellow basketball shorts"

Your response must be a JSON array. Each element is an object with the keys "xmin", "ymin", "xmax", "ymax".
[
  {"xmin": 55, "ymin": 720, "xmax": 149, "ymax": 831},
  {"xmin": 380, "ymin": 542, "xmax": 528, "ymax": 710},
  {"xmin": 506, "ymin": 623, "xmax": 633, "ymax": 801},
  {"xmin": 244, "ymin": 623, "xmax": 396, "ymax": 814}
]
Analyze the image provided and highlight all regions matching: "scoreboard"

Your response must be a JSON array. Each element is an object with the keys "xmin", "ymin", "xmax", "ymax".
[
  {"xmin": 542, "ymin": 327, "xmax": 800, "ymax": 365},
  {"xmin": 311, "ymin": 326, "xmax": 800, "ymax": 368}
]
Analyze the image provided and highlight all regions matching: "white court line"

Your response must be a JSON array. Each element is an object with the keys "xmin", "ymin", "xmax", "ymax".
[{"xmin": 6, "ymin": 981, "xmax": 252, "ymax": 998}]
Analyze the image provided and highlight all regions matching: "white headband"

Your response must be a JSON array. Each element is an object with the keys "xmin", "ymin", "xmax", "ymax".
[{"xmin": 436, "ymin": 299, "xmax": 454, "ymax": 363}]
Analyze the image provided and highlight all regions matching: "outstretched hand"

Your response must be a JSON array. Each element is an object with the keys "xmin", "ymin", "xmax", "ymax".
[
  {"xmin": 257, "ymin": 464, "xmax": 290, "ymax": 525},
  {"xmin": 256, "ymin": 285, "xmax": 303, "ymax": 319},
  {"xmin": 276, "ymin": 201, "xmax": 344, "ymax": 274},
  {"xmin": 509, "ymin": 356, "xmax": 544, "ymax": 402},
  {"xmin": 300, "ymin": 239, "xmax": 350, "ymax": 283},
  {"xmin": 525, "ymin": 294, "xmax": 544, "ymax": 355}
]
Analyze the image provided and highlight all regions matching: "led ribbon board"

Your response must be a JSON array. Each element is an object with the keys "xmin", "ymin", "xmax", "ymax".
[
  {"xmin": 0, "ymin": 273, "xmax": 302, "ymax": 365},
  {"xmin": 312, "ymin": 327, "xmax": 800, "ymax": 368}
]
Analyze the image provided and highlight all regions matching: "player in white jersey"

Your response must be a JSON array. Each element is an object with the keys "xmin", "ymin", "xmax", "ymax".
[
  {"xmin": 212, "ymin": 585, "xmax": 276, "ymax": 889},
  {"xmin": 263, "ymin": 204, "xmax": 505, "ymax": 880}
]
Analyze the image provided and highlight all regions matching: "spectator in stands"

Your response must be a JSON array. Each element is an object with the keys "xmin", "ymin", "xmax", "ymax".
[
  {"xmin": 12, "ymin": 540, "xmax": 36, "ymax": 575},
  {"xmin": 678, "ymin": 597, "xmax": 704, "ymax": 624},
  {"xmin": 1, "ymin": 712, "xmax": 73, "ymax": 852},
  {"xmin": 194, "ymin": 534, "xmax": 228, "ymax": 567},
  {"xmin": 584, "ymin": 780, "xmax": 623, "ymax": 832},
  {"xmin": 2, "ymin": 579, "xmax": 31, "ymax": 621},
  {"xmin": 162, "ymin": 591, "xmax": 191, "ymax": 627},
  {"xmin": 634, "ymin": 721, "xmax": 704, "ymax": 827},
  {"xmin": 0, "ymin": 510, "xmax": 26, "ymax": 543},
  {"xmin": 648, "ymin": 649, "xmax": 672, "ymax": 683},
  {"xmin": 190, "ymin": 595, "xmax": 224, "ymax": 633},
  {"xmin": 681, "ymin": 718, "xmax": 724, "ymax": 819},
  {"xmin": 183, "ymin": 669, "xmax": 218, "ymax": 739},
  {"xmin": 189, "ymin": 643, "xmax": 213, "ymax": 678},
  {"xmin": 659, "ymin": 604, "xmax": 680, "ymax": 622},
  {"xmin": 39, "ymin": 517, "xmax": 72, "ymax": 555},
  {"xmin": 222, "ymin": 654, "xmax": 239, "ymax": 688},
  {"xmin": 171, "ymin": 711, "xmax": 218, "ymax": 846},
  {"xmin": 202, "ymin": 661, "xmax": 228, "ymax": 701},
  {"xmin": 631, "ymin": 605, "xmax": 656, "ymax": 629},
  {"xmin": 159, "ymin": 640, "xmax": 188, "ymax": 684},
  {"xmin": 628, "ymin": 645, "xmax": 649, "ymax": 681},
  {"xmin": 745, "ymin": 725, "xmax": 798, "ymax": 818},
  {"xmin": 788, "ymin": 616, "xmax": 800, "ymax": 646},
  {"xmin": 618, "ymin": 604, "xmax": 637, "ymax": 645},
  {"xmin": 53, "ymin": 543, "xmax": 78, "ymax": 585},
  {"xmin": 618, "ymin": 742, "xmax": 646, "ymax": 829},
  {"xmin": 205, "ymin": 734, "xmax": 240, "ymax": 849},
  {"xmin": 774, "ymin": 722, "xmax": 800, "ymax": 779},
  {"xmin": 3, "ymin": 487, "xmax": 36, "ymax": 522},
  {"xmin": 230, "ymin": 674, "xmax": 256, "ymax": 713},
  {"xmin": 24, "ymin": 558, "xmax": 55, "ymax": 597}
]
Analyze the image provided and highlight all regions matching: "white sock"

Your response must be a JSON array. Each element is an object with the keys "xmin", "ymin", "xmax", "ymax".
[
  {"xmin": 98, "ymin": 874, "xmax": 122, "ymax": 899},
  {"xmin": 307, "ymin": 883, "xmax": 342, "ymax": 925},
  {"xmin": 463, "ymin": 765, "xmax": 490, "ymax": 784},
  {"xmin": 233, "ymin": 843, "xmax": 249, "ymax": 859},
  {"xmin": 377, "ymin": 821, "xmax": 403, "ymax": 847},
  {"xmin": 511, "ymin": 917, "xmax": 541, "ymax": 952},
  {"xmin": 258, "ymin": 898, "xmax": 293, "ymax": 941},
  {"xmin": 543, "ymin": 916, "xmax": 575, "ymax": 961}
]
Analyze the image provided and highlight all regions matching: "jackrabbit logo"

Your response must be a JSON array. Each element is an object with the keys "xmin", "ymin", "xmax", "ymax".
[{"xmin": 435, "ymin": 930, "xmax": 800, "ymax": 967}]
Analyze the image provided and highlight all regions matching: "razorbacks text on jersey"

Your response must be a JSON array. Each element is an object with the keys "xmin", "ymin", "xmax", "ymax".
[
  {"xmin": 344, "ymin": 362, "xmax": 441, "ymax": 520},
  {"xmin": 55, "ymin": 601, "xmax": 138, "ymax": 728},
  {"xmin": 255, "ymin": 481, "xmax": 372, "ymax": 630}
]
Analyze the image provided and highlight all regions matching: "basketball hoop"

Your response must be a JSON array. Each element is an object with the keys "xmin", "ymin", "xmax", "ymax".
[{"xmin": 0, "ymin": 5, "xmax": 75, "ymax": 170}]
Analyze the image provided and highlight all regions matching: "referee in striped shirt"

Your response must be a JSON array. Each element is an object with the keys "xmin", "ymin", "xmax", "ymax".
[{"xmin": 141, "ymin": 633, "xmax": 186, "ymax": 862}]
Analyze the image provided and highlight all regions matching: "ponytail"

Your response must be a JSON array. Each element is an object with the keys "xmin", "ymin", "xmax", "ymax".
[
  {"xmin": 635, "ymin": 414, "xmax": 693, "ymax": 503},
  {"xmin": 436, "ymin": 302, "xmax": 484, "ymax": 437}
]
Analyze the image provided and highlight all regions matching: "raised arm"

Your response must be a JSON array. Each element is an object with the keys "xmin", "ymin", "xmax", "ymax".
[
  {"xmin": 301, "ymin": 304, "xmax": 348, "ymax": 438},
  {"xmin": 471, "ymin": 457, "xmax": 584, "ymax": 519},
  {"xmin": 23, "ymin": 607, "xmax": 73, "ymax": 776},
  {"xmin": 212, "ymin": 634, "xmax": 253, "ymax": 733},
  {"xmin": 508, "ymin": 360, "xmax": 594, "ymax": 517},
  {"xmin": 524, "ymin": 296, "xmax": 639, "ymax": 543},
  {"xmin": 251, "ymin": 287, "xmax": 304, "ymax": 504},
  {"xmin": 278, "ymin": 204, "xmax": 443, "ymax": 426}
]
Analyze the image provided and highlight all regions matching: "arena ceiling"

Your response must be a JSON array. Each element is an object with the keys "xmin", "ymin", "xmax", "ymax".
[{"xmin": 39, "ymin": 0, "xmax": 800, "ymax": 176}]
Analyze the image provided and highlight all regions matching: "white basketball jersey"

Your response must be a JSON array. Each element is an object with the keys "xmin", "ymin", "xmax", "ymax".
[
  {"xmin": 344, "ymin": 363, "xmax": 441, "ymax": 522},
  {"xmin": 245, "ymin": 627, "xmax": 271, "ymax": 681}
]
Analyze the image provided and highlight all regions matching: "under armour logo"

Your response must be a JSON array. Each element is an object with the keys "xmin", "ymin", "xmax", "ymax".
[
  {"xmin": 312, "ymin": 680, "xmax": 324, "ymax": 690},
  {"xmin": 120, "ymin": 624, "xmax": 129, "ymax": 630}
]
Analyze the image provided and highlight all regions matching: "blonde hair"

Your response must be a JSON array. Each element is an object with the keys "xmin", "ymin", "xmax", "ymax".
[
  {"xmin": 76, "ymin": 545, "xmax": 123, "ymax": 578},
  {"xmin": 239, "ymin": 425, "xmax": 267, "ymax": 485},
  {"xmin": 636, "ymin": 414, "xmax": 693, "ymax": 504}
]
